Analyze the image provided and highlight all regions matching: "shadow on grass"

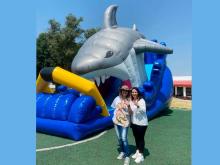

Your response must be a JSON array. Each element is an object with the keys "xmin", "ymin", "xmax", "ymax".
[
  {"xmin": 117, "ymin": 145, "xmax": 150, "ymax": 158},
  {"xmin": 129, "ymin": 145, "xmax": 150, "ymax": 158}
]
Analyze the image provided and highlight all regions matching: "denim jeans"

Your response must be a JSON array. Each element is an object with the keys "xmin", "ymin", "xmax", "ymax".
[{"xmin": 114, "ymin": 124, "xmax": 129, "ymax": 157}]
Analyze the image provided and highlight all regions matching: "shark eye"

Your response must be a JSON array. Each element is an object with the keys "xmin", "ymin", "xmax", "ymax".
[{"xmin": 105, "ymin": 51, "xmax": 114, "ymax": 58}]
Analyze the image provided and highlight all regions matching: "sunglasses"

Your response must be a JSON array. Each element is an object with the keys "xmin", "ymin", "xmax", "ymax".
[{"xmin": 120, "ymin": 89, "xmax": 130, "ymax": 92}]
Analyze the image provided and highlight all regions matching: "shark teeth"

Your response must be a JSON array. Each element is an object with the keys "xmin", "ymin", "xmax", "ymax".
[
  {"xmin": 94, "ymin": 77, "xmax": 100, "ymax": 86},
  {"xmin": 91, "ymin": 75, "xmax": 111, "ymax": 86},
  {"xmin": 101, "ymin": 75, "xmax": 106, "ymax": 84}
]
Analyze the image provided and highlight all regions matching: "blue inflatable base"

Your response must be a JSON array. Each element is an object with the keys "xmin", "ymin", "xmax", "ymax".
[{"xmin": 37, "ymin": 110, "xmax": 114, "ymax": 141}]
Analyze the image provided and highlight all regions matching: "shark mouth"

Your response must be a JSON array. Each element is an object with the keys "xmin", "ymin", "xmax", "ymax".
[
  {"xmin": 78, "ymin": 49, "xmax": 147, "ymax": 106},
  {"xmin": 81, "ymin": 48, "xmax": 147, "ymax": 86},
  {"xmin": 83, "ymin": 74, "xmax": 125, "ymax": 107},
  {"xmin": 82, "ymin": 65, "xmax": 129, "ymax": 86}
]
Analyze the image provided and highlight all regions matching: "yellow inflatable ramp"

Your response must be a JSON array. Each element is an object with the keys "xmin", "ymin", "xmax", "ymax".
[{"xmin": 36, "ymin": 67, "xmax": 109, "ymax": 116}]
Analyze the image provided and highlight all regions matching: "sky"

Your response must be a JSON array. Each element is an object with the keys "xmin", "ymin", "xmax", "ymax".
[{"xmin": 36, "ymin": 0, "xmax": 192, "ymax": 76}]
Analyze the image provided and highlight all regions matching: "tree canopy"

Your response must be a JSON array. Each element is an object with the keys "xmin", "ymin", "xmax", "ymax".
[{"xmin": 37, "ymin": 14, "xmax": 99, "ymax": 76}]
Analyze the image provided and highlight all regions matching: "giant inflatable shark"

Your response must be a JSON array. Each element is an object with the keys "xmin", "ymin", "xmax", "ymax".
[
  {"xmin": 71, "ymin": 5, "xmax": 173, "ymax": 87},
  {"xmin": 36, "ymin": 4, "xmax": 174, "ymax": 141}
]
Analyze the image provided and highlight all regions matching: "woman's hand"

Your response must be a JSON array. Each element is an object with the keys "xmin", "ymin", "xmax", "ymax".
[
  {"xmin": 116, "ymin": 103, "xmax": 123, "ymax": 110},
  {"xmin": 121, "ymin": 100, "xmax": 128, "ymax": 109},
  {"xmin": 127, "ymin": 103, "xmax": 133, "ymax": 114},
  {"xmin": 117, "ymin": 102, "xmax": 127, "ymax": 109},
  {"xmin": 133, "ymin": 100, "xmax": 139, "ymax": 108}
]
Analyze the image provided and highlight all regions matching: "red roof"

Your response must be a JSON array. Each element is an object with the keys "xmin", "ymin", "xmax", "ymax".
[{"xmin": 173, "ymin": 80, "xmax": 192, "ymax": 87}]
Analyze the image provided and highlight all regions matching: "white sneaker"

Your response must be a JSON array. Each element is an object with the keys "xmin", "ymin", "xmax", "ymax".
[
  {"xmin": 135, "ymin": 153, "xmax": 144, "ymax": 164},
  {"xmin": 117, "ymin": 152, "xmax": 125, "ymax": 159},
  {"xmin": 124, "ymin": 157, "xmax": 130, "ymax": 165},
  {"xmin": 131, "ymin": 150, "xmax": 139, "ymax": 159}
]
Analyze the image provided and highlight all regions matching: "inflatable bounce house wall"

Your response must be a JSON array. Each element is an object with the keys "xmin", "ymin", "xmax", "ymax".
[
  {"xmin": 37, "ymin": 87, "xmax": 113, "ymax": 140},
  {"xmin": 36, "ymin": 5, "xmax": 173, "ymax": 140}
]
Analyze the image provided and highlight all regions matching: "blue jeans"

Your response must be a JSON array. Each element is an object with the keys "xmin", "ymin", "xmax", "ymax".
[{"xmin": 114, "ymin": 124, "xmax": 129, "ymax": 157}]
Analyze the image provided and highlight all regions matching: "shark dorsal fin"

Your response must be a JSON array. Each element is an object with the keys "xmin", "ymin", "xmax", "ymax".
[
  {"xmin": 103, "ymin": 5, "xmax": 118, "ymax": 29},
  {"xmin": 132, "ymin": 24, "xmax": 137, "ymax": 31},
  {"xmin": 133, "ymin": 39, "xmax": 173, "ymax": 54}
]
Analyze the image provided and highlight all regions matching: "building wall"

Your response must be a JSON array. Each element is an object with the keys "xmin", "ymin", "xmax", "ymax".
[{"xmin": 173, "ymin": 76, "xmax": 192, "ymax": 99}]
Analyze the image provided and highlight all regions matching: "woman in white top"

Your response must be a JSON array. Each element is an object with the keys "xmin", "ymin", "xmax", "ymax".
[
  {"xmin": 128, "ymin": 87, "xmax": 148, "ymax": 164},
  {"xmin": 111, "ymin": 85, "xmax": 131, "ymax": 165}
]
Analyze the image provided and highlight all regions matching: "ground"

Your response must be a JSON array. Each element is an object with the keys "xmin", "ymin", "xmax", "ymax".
[
  {"xmin": 170, "ymin": 97, "xmax": 192, "ymax": 110},
  {"xmin": 37, "ymin": 102, "xmax": 191, "ymax": 165}
]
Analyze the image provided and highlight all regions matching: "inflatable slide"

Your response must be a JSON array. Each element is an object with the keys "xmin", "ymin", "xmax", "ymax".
[{"xmin": 36, "ymin": 5, "xmax": 173, "ymax": 140}]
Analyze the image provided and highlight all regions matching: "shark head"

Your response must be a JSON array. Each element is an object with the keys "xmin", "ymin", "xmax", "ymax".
[
  {"xmin": 71, "ymin": 27, "xmax": 142, "ymax": 76},
  {"xmin": 71, "ymin": 5, "xmax": 173, "ymax": 87}
]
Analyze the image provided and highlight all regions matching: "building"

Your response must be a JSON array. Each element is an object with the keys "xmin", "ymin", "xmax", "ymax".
[{"xmin": 173, "ymin": 76, "xmax": 192, "ymax": 99}]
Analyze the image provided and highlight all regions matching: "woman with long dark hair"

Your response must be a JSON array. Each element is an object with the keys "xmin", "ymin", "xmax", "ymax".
[{"xmin": 128, "ymin": 87, "xmax": 148, "ymax": 164}]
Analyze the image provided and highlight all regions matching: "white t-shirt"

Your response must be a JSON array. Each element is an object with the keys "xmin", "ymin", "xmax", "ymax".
[
  {"xmin": 130, "ymin": 98, "xmax": 148, "ymax": 126},
  {"xmin": 111, "ymin": 96, "xmax": 130, "ymax": 127},
  {"xmin": 111, "ymin": 96, "xmax": 122, "ymax": 109}
]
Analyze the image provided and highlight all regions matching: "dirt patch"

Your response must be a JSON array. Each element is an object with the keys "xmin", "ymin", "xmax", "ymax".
[{"xmin": 170, "ymin": 97, "xmax": 192, "ymax": 110}]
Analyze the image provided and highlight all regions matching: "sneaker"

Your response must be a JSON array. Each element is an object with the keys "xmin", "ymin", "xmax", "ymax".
[
  {"xmin": 134, "ymin": 153, "xmax": 144, "ymax": 164},
  {"xmin": 124, "ymin": 157, "xmax": 130, "ymax": 165},
  {"xmin": 131, "ymin": 150, "xmax": 139, "ymax": 159},
  {"xmin": 117, "ymin": 152, "xmax": 125, "ymax": 160}
]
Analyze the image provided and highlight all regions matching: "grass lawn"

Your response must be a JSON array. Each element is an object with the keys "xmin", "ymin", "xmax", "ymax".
[{"xmin": 37, "ymin": 109, "xmax": 191, "ymax": 165}]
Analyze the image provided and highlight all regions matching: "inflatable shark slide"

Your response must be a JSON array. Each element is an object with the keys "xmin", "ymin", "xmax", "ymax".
[{"xmin": 36, "ymin": 5, "xmax": 173, "ymax": 140}]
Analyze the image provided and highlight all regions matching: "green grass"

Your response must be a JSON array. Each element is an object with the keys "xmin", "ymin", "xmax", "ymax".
[{"xmin": 37, "ymin": 109, "xmax": 191, "ymax": 165}]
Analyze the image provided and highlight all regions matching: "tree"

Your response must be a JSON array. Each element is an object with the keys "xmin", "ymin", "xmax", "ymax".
[{"xmin": 37, "ymin": 14, "xmax": 99, "ymax": 76}]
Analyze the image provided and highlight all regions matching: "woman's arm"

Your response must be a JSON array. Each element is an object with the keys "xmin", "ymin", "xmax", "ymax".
[
  {"xmin": 136, "ymin": 99, "xmax": 146, "ymax": 112},
  {"xmin": 111, "ymin": 96, "xmax": 119, "ymax": 108}
]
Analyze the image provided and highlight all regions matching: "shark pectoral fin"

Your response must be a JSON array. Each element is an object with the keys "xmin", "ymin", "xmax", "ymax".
[{"xmin": 133, "ymin": 39, "xmax": 173, "ymax": 54}]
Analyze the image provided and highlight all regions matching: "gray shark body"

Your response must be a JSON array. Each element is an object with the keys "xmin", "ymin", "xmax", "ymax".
[{"xmin": 71, "ymin": 5, "xmax": 173, "ymax": 87}]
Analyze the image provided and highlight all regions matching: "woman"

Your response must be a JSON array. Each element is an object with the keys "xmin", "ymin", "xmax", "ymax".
[
  {"xmin": 129, "ymin": 87, "xmax": 148, "ymax": 164},
  {"xmin": 111, "ymin": 85, "xmax": 131, "ymax": 165}
]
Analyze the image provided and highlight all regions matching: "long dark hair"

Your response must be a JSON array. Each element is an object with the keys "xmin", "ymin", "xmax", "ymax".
[{"xmin": 131, "ymin": 87, "xmax": 142, "ymax": 101}]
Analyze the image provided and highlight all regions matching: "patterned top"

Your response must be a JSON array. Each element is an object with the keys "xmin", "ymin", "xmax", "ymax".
[{"xmin": 111, "ymin": 96, "xmax": 130, "ymax": 127}]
